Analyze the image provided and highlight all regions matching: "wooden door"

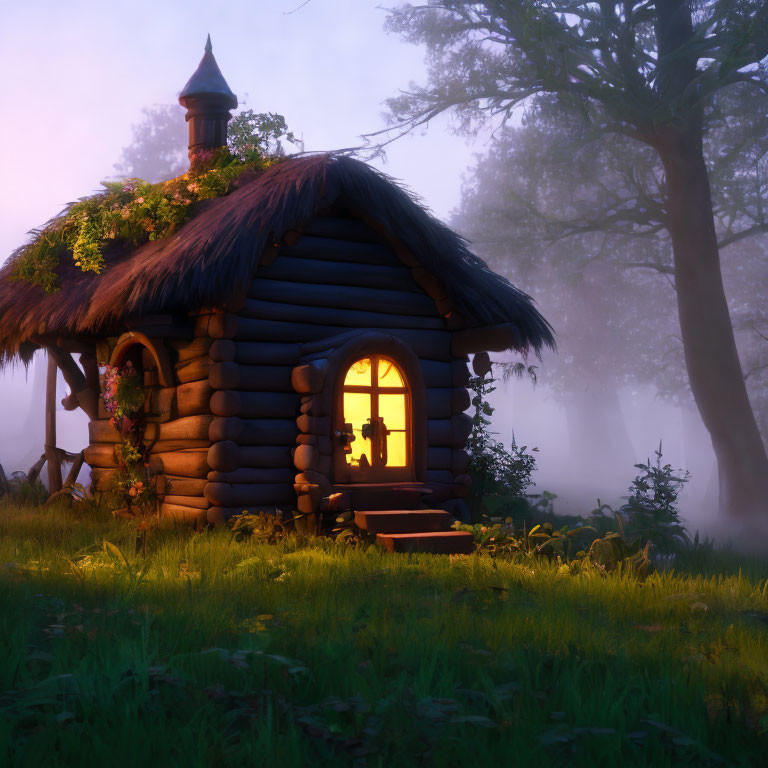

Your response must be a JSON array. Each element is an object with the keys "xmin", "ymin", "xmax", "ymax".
[{"xmin": 335, "ymin": 355, "xmax": 412, "ymax": 483}]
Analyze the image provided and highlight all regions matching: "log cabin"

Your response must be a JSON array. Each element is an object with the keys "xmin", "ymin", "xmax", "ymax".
[{"xmin": 0, "ymin": 39, "xmax": 553, "ymax": 553}]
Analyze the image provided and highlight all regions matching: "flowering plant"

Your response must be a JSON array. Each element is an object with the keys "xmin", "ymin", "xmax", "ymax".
[
  {"xmin": 103, "ymin": 362, "xmax": 145, "ymax": 433},
  {"xmin": 12, "ymin": 147, "xmax": 273, "ymax": 292}
]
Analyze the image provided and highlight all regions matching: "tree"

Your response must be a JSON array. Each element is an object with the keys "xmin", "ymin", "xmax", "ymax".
[
  {"xmin": 115, "ymin": 106, "xmax": 298, "ymax": 181},
  {"xmin": 453, "ymin": 93, "xmax": 768, "ymax": 485},
  {"xmin": 114, "ymin": 104, "xmax": 188, "ymax": 182},
  {"xmin": 382, "ymin": 1, "xmax": 768, "ymax": 528}
]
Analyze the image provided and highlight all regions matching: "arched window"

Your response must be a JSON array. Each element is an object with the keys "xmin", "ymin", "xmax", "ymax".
[{"xmin": 339, "ymin": 355, "xmax": 411, "ymax": 478}]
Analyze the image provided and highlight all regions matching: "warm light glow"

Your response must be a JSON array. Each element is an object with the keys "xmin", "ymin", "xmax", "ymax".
[
  {"xmin": 344, "ymin": 357, "xmax": 371, "ymax": 387},
  {"xmin": 342, "ymin": 356, "xmax": 409, "ymax": 471},
  {"xmin": 343, "ymin": 391, "xmax": 372, "ymax": 467},
  {"xmin": 378, "ymin": 360, "xmax": 404, "ymax": 387}
]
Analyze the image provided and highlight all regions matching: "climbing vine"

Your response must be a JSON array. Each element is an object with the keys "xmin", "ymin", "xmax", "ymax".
[{"xmin": 103, "ymin": 361, "xmax": 156, "ymax": 515}]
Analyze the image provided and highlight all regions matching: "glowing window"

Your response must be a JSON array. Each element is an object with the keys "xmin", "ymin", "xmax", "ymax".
[{"xmin": 340, "ymin": 355, "xmax": 409, "ymax": 470}]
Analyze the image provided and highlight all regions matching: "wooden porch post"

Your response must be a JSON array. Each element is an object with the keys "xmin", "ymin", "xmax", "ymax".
[{"xmin": 45, "ymin": 352, "xmax": 62, "ymax": 493}]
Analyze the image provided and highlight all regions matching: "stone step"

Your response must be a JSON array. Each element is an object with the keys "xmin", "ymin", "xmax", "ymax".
[
  {"xmin": 376, "ymin": 531, "xmax": 475, "ymax": 555},
  {"xmin": 355, "ymin": 509, "xmax": 453, "ymax": 534}
]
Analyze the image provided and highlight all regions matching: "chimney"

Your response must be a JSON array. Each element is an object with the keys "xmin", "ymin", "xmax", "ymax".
[{"xmin": 178, "ymin": 34, "xmax": 238, "ymax": 159}]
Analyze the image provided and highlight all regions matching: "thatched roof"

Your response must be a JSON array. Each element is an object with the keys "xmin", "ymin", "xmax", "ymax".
[{"xmin": 0, "ymin": 154, "xmax": 554, "ymax": 361}]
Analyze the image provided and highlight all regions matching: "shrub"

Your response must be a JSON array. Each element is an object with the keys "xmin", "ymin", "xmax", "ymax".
[{"xmin": 466, "ymin": 373, "xmax": 538, "ymax": 510}]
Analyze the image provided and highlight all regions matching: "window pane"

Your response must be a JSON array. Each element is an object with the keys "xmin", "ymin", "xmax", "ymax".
[
  {"xmin": 343, "ymin": 392, "xmax": 372, "ymax": 467},
  {"xmin": 386, "ymin": 431, "xmax": 407, "ymax": 467},
  {"xmin": 379, "ymin": 393, "xmax": 406, "ymax": 431},
  {"xmin": 344, "ymin": 358, "xmax": 371, "ymax": 387},
  {"xmin": 378, "ymin": 359, "xmax": 404, "ymax": 387}
]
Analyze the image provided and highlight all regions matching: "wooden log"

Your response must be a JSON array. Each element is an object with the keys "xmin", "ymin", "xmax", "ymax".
[
  {"xmin": 296, "ymin": 414, "xmax": 331, "ymax": 435},
  {"xmin": 47, "ymin": 346, "xmax": 98, "ymax": 421},
  {"xmin": 294, "ymin": 325, "xmax": 453, "ymax": 361},
  {"xmin": 156, "ymin": 415, "xmax": 214, "ymax": 442},
  {"xmin": 295, "ymin": 470, "xmax": 332, "ymax": 494},
  {"xmin": 256, "ymin": 257, "xmax": 421, "ymax": 292},
  {"xmin": 239, "ymin": 298, "xmax": 446, "ymax": 331},
  {"xmin": 210, "ymin": 340, "xmax": 302, "ymax": 366},
  {"xmin": 163, "ymin": 495, "xmax": 210, "ymax": 510},
  {"xmin": 89, "ymin": 419, "xmax": 118, "ymax": 444},
  {"xmin": 90, "ymin": 467, "xmax": 116, "ymax": 492},
  {"xmin": 210, "ymin": 390, "xmax": 299, "ymax": 419},
  {"xmin": 176, "ymin": 355, "xmax": 210, "ymax": 384},
  {"xmin": 163, "ymin": 475, "xmax": 208, "ymax": 497},
  {"xmin": 425, "ymin": 388, "xmax": 472, "ymax": 419},
  {"xmin": 148, "ymin": 387, "xmax": 177, "ymax": 422},
  {"xmin": 84, "ymin": 443, "xmax": 117, "ymax": 469},
  {"xmin": 291, "ymin": 360, "xmax": 327, "ymax": 394},
  {"xmin": 293, "ymin": 444, "xmax": 320, "ymax": 473},
  {"xmin": 80, "ymin": 354, "xmax": 99, "ymax": 393},
  {"xmin": 249, "ymin": 279, "xmax": 438, "ymax": 317},
  {"xmin": 301, "ymin": 217, "xmax": 384, "ymax": 244},
  {"xmin": 278, "ymin": 236, "xmax": 398, "ymax": 265},
  {"xmin": 176, "ymin": 380, "xmax": 212, "ymax": 417},
  {"xmin": 452, "ymin": 324, "xmax": 522, "ymax": 356},
  {"xmin": 427, "ymin": 414, "xmax": 473, "ymax": 448},
  {"xmin": 208, "ymin": 441, "xmax": 295, "ymax": 472},
  {"xmin": 88, "ymin": 421, "xmax": 157, "ymax": 445},
  {"xmin": 296, "ymin": 434, "xmax": 332, "ymax": 454},
  {"xmin": 451, "ymin": 388, "xmax": 471, "ymax": 414},
  {"xmin": 169, "ymin": 337, "xmax": 212, "ymax": 362},
  {"xmin": 150, "ymin": 449, "xmax": 209, "ymax": 478},
  {"xmin": 209, "ymin": 417, "xmax": 297, "ymax": 445},
  {"xmin": 426, "ymin": 470, "xmax": 454, "ymax": 485},
  {"xmin": 158, "ymin": 503, "xmax": 206, "ymax": 526},
  {"xmin": 427, "ymin": 447, "xmax": 453, "ymax": 471},
  {"xmin": 206, "ymin": 467, "xmax": 294, "ymax": 484},
  {"xmin": 204, "ymin": 482, "xmax": 295, "ymax": 507},
  {"xmin": 209, "ymin": 362, "xmax": 293, "ymax": 392},
  {"xmin": 420, "ymin": 359, "xmax": 470, "ymax": 388},
  {"xmin": 299, "ymin": 396, "xmax": 329, "ymax": 418},
  {"xmin": 199, "ymin": 313, "xmax": 238, "ymax": 340},
  {"xmin": 150, "ymin": 439, "xmax": 210, "ymax": 453},
  {"xmin": 208, "ymin": 339, "xmax": 237, "ymax": 362}
]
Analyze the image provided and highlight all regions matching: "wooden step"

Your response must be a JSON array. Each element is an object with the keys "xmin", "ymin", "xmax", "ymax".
[
  {"xmin": 376, "ymin": 531, "xmax": 475, "ymax": 555},
  {"xmin": 355, "ymin": 509, "xmax": 453, "ymax": 534},
  {"xmin": 333, "ymin": 482, "xmax": 431, "ymax": 510}
]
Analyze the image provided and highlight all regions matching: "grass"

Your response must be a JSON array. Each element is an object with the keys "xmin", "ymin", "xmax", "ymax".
[{"xmin": 0, "ymin": 502, "xmax": 767, "ymax": 766}]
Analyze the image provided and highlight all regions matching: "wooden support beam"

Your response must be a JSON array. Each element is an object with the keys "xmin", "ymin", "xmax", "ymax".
[
  {"xmin": 46, "ymin": 345, "xmax": 98, "ymax": 420},
  {"xmin": 45, "ymin": 353, "xmax": 63, "ymax": 493}
]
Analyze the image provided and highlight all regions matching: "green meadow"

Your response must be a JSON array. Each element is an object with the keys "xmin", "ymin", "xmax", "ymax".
[{"xmin": 1, "ymin": 502, "xmax": 767, "ymax": 766}]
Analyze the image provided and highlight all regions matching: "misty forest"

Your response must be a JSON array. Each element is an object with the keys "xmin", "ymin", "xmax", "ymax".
[{"xmin": 1, "ymin": 2, "xmax": 767, "ymax": 766}]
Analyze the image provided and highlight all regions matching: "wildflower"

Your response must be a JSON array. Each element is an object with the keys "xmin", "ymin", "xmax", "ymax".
[{"xmin": 135, "ymin": 196, "xmax": 145, "ymax": 204}]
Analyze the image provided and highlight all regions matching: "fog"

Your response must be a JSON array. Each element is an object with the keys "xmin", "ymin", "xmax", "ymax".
[{"xmin": 0, "ymin": 0, "xmax": 723, "ymax": 533}]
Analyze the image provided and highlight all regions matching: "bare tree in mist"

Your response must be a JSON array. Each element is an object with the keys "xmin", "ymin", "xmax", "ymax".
[
  {"xmin": 453, "ymin": 97, "xmax": 768, "ymax": 489},
  {"xmin": 114, "ymin": 104, "xmax": 188, "ymax": 182},
  {"xmin": 382, "ymin": 1, "xmax": 768, "ymax": 527}
]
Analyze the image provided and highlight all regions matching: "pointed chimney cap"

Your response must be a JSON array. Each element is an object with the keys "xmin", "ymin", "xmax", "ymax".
[{"xmin": 179, "ymin": 34, "xmax": 238, "ymax": 109}]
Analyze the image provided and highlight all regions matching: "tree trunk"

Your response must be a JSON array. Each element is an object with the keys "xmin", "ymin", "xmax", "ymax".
[
  {"xmin": 658, "ymin": 130, "xmax": 768, "ymax": 524},
  {"xmin": 563, "ymin": 382, "xmax": 635, "ymax": 486}
]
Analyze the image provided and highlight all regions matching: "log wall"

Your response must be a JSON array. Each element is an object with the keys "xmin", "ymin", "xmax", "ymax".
[
  {"xmin": 85, "ymin": 212, "xmax": 473, "ymax": 527},
  {"xmin": 205, "ymin": 213, "xmax": 472, "ymax": 525}
]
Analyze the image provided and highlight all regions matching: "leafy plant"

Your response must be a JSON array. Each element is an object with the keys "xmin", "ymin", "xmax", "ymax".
[
  {"xmin": 229, "ymin": 509, "xmax": 289, "ymax": 543},
  {"xmin": 617, "ymin": 444, "xmax": 691, "ymax": 555},
  {"xmin": 11, "ymin": 113, "xmax": 294, "ymax": 292},
  {"xmin": 466, "ymin": 373, "xmax": 538, "ymax": 515}
]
